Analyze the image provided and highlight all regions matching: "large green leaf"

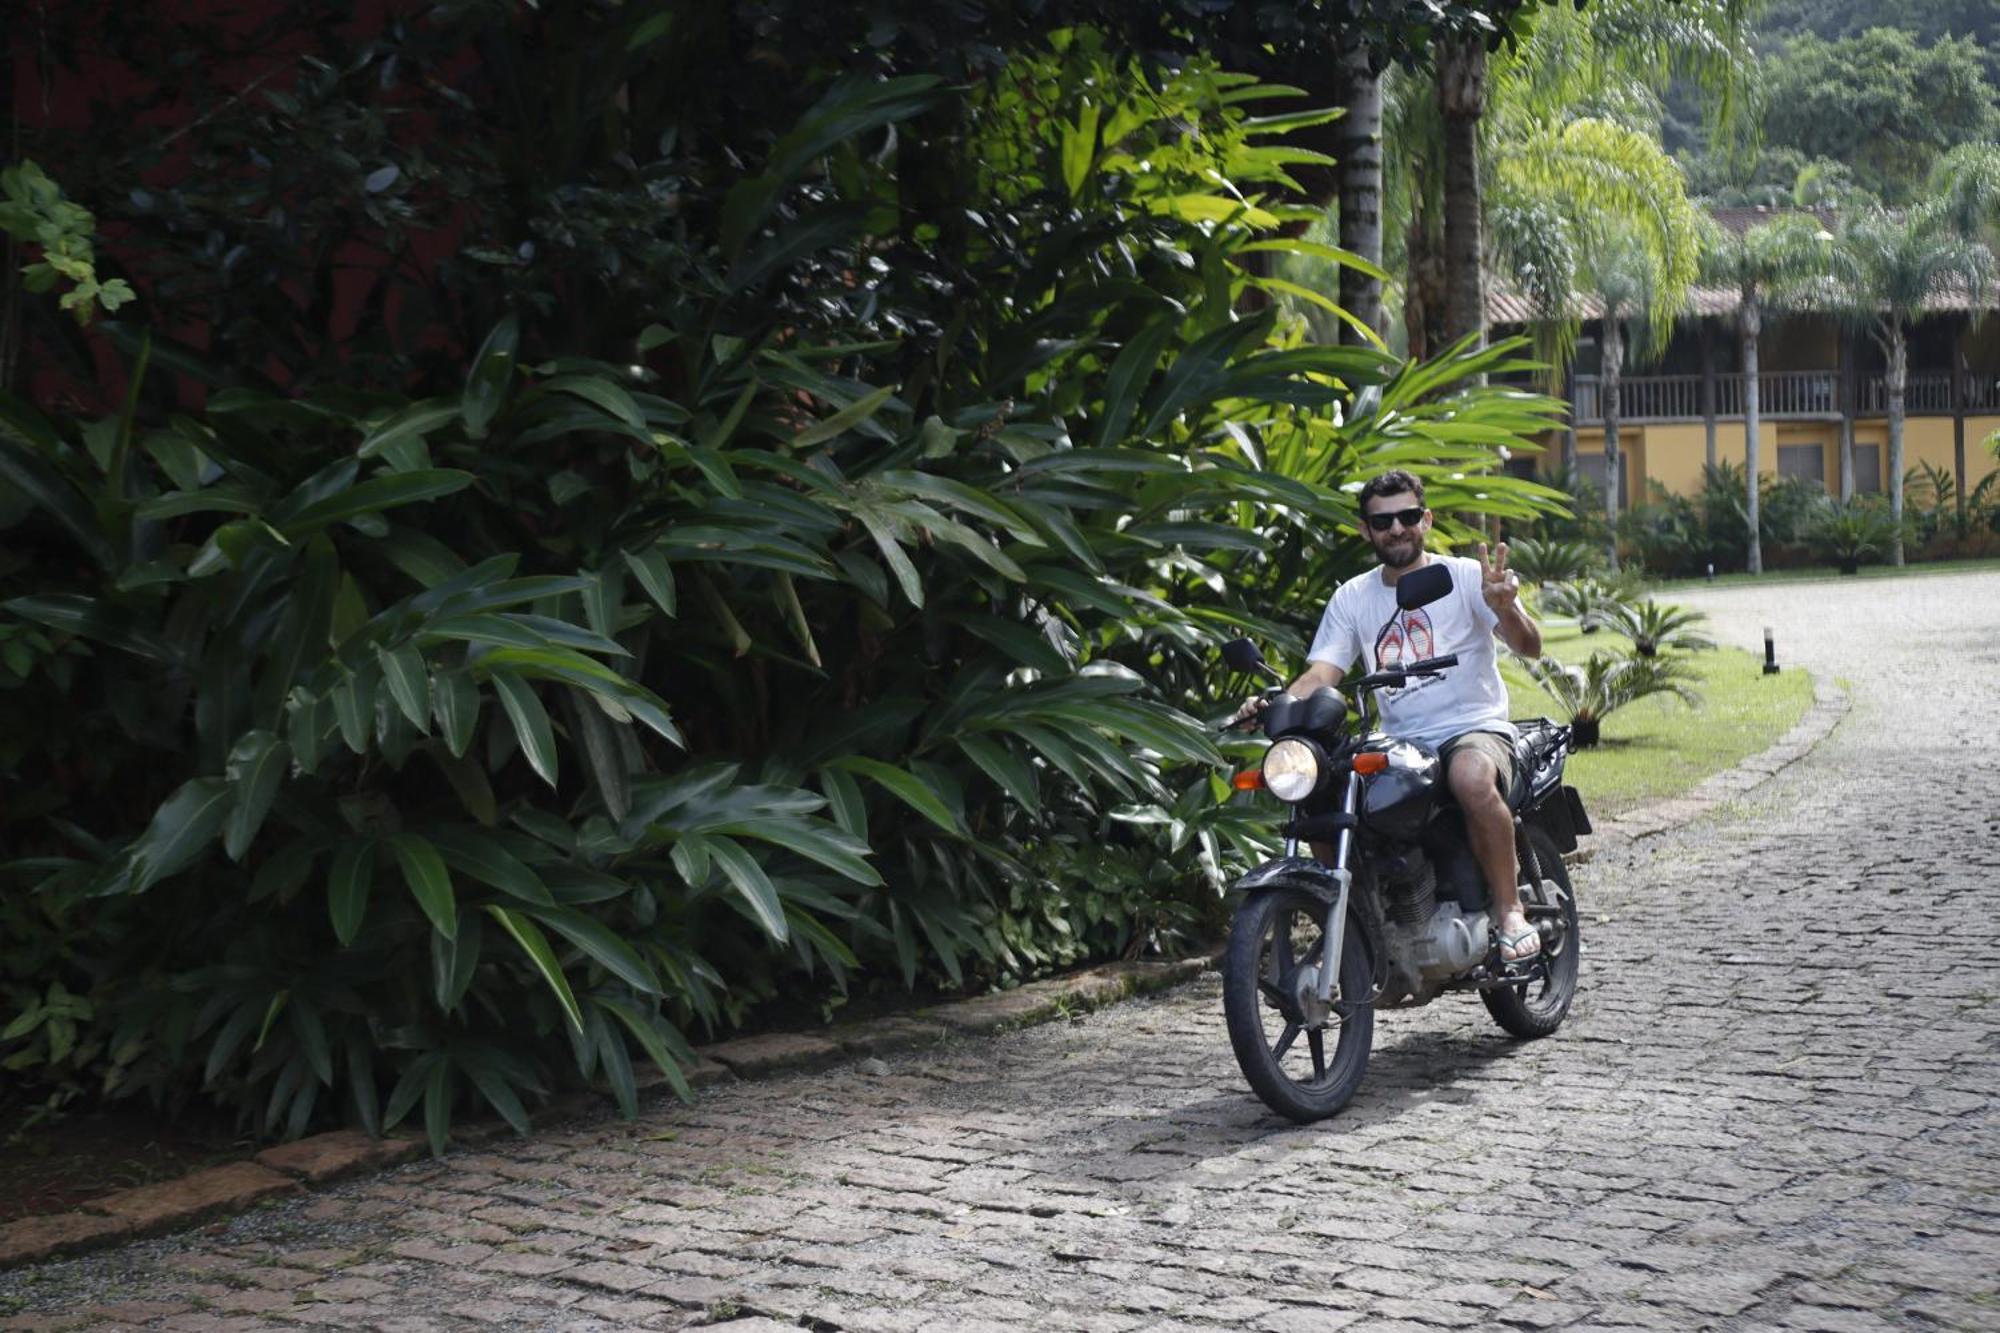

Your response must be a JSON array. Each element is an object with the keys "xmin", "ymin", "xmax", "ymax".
[
  {"xmin": 526, "ymin": 907, "xmax": 661, "ymax": 994},
  {"xmin": 490, "ymin": 671, "xmax": 558, "ymax": 787},
  {"xmin": 328, "ymin": 841, "xmax": 375, "ymax": 946},
  {"xmin": 432, "ymin": 670, "xmax": 480, "ymax": 757},
  {"xmin": 389, "ymin": 833, "xmax": 456, "ymax": 939},
  {"xmin": 222, "ymin": 731, "xmax": 288, "ymax": 861},
  {"xmin": 376, "ymin": 643, "xmax": 431, "ymax": 730},
  {"xmin": 831, "ymin": 757, "xmax": 964, "ymax": 836},
  {"xmin": 4, "ymin": 596, "xmax": 178, "ymax": 664},
  {"xmin": 357, "ymin": 399, "xmax": 460, "ymax": 459},
  {"xmin": 462, "ymin": 315, "xmax": 519, "ymax": 439},
  {"xmin": 279, "ymin": 470, "xmax": 474, "ymax": 538},
  {"xmin": 426, "ymin": 826, "xmax": 552, "ymax": 906},
  {"xmin": 124, "ymin": 778, "xmax": 232, "ymax": 893},
  {"xmin": 694, "ymin": 834, "xmax": 788, "ymax": 944},
  {"xmin": 0, "ymin": 436, "xmax": 115, "ymax": 569},
  {"xmin": 486, "ymin": 905, "xmax": 584, "ymax": 1032}
]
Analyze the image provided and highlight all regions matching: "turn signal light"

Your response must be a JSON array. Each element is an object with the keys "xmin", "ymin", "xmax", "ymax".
[
  {"xmin": 1351, "ymin": 752, "xmax": 1389, "ymax": 774},
  {"xmin": 1231, "ymin": 768, "xmax": 1265, "ymax": 790}
]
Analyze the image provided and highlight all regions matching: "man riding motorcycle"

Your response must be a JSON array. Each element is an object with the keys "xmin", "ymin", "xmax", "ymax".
[{"xmin": 1233, "ymin": 469, "xmax": 1546, "ymax": 962}]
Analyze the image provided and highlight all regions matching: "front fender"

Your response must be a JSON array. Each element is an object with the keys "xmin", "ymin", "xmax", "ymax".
[{"xmin": 1230, "ymin": 855, "xmax": 1344, "ymax": 904}]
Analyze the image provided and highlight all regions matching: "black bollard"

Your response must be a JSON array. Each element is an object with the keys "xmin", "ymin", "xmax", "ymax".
[{"xmin": 1763, "ymin": 627, "xmax": 1780, "ymax": 675}]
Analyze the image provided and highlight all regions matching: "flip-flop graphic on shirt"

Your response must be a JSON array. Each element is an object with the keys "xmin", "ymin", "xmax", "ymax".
[{"xmin": 1373, "ymin": 608, "xmax": 1434, "ymax": 669}]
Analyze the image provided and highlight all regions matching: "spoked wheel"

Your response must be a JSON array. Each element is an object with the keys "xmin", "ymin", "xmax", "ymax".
[
  {"xmin": 1222, "ymin": 887, "xmax": 1374, "ymax": 1122},
  {"xmin": 1483, "ymin": 824, "xmax": 1581, "ymax": 1038}
]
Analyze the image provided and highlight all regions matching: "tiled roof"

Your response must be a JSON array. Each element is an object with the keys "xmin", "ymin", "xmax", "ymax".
[
  {"xmin": 1489, "ymin": 282, "xmax": 1998, "ymax": 327},
  {"xmin": 1487, "ymin": 205, "xmax": 1997, "ymax": 327}
]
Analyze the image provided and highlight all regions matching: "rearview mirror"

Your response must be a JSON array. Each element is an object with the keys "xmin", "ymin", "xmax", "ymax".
[
  {"xmin": 1396, "ymin": 562, "xmax": 1453, "ymax": 611},
  {"xmin": 1221, "ymin": 638, "xmax": 1266, "ymax": 674}
]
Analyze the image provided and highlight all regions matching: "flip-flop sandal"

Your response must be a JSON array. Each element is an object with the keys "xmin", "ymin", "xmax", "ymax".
[{"xmin": 1498, "ymin": 925, "xmax": 1542, "ymax": 963}]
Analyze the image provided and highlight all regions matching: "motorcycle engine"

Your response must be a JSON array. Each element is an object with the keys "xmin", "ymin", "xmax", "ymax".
[
  {"xmin": 1379, "ymin": 848, "xmax": 1492, "ymax": 992},
  {"xmin": 1380, "ymin": 849, "xmax": 1437, "ymax": 926}
]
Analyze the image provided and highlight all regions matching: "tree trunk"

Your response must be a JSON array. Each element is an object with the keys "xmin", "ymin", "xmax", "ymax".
[
  {"xmin": 1602, "ymin": 313, "xmax": 1623, "ymax": 571},
  {"xmin": 1435, "ymin": 35, "xmax": 1488, "ymax": 349},
  {"xmin": 1562, "ymin": 353, "xmax": 1579, "ymax": 475},
  {"xmin": 1699, "ymin": 323, "xmax": 1717, "ymax": 471},
  {"xmin": 1838, "ymin": 327, "xmax": 1855, "ymax": 502},
  {"xmin": 1953, "ymin": 343, "xmax": 1967, "ymax": 529},
  {"xmin": 1743, "ymin": 299, "xmax": 1763, "ymax": 575},
  {"xmin": 1888, "ymin": 322, "xmax": 1907, "ymax": 566},
  {"xmin": 1335, "ymin": 47, "xmax": 1384, "ymax": 346}
]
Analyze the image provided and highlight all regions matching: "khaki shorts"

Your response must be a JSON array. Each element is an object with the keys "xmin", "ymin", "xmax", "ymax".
[{"xmin": 1439, "ymin": 729, "xmax": 1515, "ymax": 797}]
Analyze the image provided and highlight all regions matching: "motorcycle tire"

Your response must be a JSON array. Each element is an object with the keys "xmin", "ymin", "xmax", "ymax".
[
  {"xmin": 1482, "ymin": 823, "xmax": 1581, "ymax": 1038},
  {"xmin": 1223, "ymin": 887, "xmax": 1375, "ymax": 1123}
]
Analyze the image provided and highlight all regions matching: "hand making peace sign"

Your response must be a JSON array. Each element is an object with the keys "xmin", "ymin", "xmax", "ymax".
[{"xmin": 1477, "ymin": 540, "xmax": 1519, "ymax": 616}]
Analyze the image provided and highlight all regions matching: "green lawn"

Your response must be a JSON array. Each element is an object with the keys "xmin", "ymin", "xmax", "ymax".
[
  {"xmin": 1502, "ymin": 622, "xmax": 1813, "ymax": 819},
  {"xmin": 1650, "ymin": 555, "xmax": 2000, "ymax": 593}
]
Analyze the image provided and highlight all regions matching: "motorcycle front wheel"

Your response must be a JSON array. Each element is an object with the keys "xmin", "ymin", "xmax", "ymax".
[{"xmin": 1222, "ymin": 887, "xmax": 1374, "ymax": 1123}]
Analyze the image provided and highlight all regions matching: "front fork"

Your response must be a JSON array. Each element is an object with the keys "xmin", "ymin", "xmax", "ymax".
[{"xmin": 1311, "ymin": 770, "xmax": 1363, "ymax": 1005}]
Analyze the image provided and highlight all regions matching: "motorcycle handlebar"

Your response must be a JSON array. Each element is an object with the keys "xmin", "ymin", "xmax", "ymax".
[{"xmin": 1347, "ymin": 653, "xmax": 1459, "ymax": 693}]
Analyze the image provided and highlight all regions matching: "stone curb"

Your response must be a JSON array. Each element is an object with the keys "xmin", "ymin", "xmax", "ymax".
[
  {"xmin": 0, "ymin": 955, "xmax": 1215, "ymax": 1272},
  {"xmin": 1566, "ymin": 669, "xmax": 1849, "ymax": 866}
]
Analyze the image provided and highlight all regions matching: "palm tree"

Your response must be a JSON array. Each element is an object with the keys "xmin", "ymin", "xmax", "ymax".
[
  {"xmin": 1930, "ymin": 143, "xmax": 2000, "ymax": 247},
  {"xmin": 1578, "ymin": 228, "xmax": 1674, "ymax": 567},
  {"xmin": 1828, "ymin": 207, "xmax": 1995, "ymax": 566},
  {"xmin": 1698, "ymin": 214, "xmax": 1839, "ymax": 574},
  {"xmin": 1405, "ymin": 0, "xmax": 1756, "ymax": 353},
  {"xmin": 1335, "ymin": 43, "xmax": 1385, "ymax": 346},
  {"xmin": 1435, "ymin": 32, "xmax": 1490, "ymax": 347}
]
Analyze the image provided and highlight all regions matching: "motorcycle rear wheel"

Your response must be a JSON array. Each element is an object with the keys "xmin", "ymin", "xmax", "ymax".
[
  {"xmin": 1482, "ymin": 824, "xmax": 1580, "ymax": 1038},
  {"xmin": 1223, "ymin": 887, "xmax": 1374, "ymax": 1123}
]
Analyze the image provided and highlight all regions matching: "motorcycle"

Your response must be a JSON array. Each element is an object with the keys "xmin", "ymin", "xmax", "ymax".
[{"xmin": 1216, "ymin": 560, "xmax": 1593, "ymax": 1122}]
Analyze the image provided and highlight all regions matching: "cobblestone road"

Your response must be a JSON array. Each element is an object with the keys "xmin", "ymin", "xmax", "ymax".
[{"xmin": 4, "ymin": 572, "xmax": 1998, "ymax": 1333}]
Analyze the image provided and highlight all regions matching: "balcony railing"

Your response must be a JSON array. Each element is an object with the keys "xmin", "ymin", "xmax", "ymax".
[{"xmin": 1571, "ymin": 371, "xmax": 2000, "ymax": 422}]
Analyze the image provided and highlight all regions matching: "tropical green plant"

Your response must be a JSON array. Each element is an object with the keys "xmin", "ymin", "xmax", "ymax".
[
  {"xmin": 1699, "ymin": 213, "xmax": 1843, "ymax": 573},
  {"xmin": 1507, "ymin": 536, "xmax": 1600, "ymax": 586},
  {"xmin": 1601, "ymin": 599, "xmax": 1715, "ymax": 657},
  {"xmin": 1904, "ymin": 459, "xmax": 1960, "ymax": 546},
  {"xmin": 1387, "ymin": 0, "xmax": 1751, "ymax": 358},
  {"xmin": 1826, "ymin": 205, "xmax": 1996, "ymax": 564},
  {"xmin": 1, "ymin": 43, "xmax": 1569, "ymax": 1149},
  {"xmin": 1807, "ymin": 497, "xmax": 1901, "ymax": 570},
  {"xmin": 1521, "ymin": 650, "xmax": 1701, "ymax": 747},
  {"xmin": 1537, "ymin": 574, "xmax": 1644, "ymax": 633},
  {"xmin": 0, "ymin": 162, "xmax": 135, "ymax": 326}
]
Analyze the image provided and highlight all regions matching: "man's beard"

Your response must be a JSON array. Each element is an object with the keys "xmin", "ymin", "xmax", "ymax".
[{"xmin": 1377, "ymin": 537, "xmax": 1424, "ymax": 569}]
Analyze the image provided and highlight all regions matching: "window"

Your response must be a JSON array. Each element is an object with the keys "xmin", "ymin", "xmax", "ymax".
[
  {"xmin": 1778, "ymin": 443, "xmax": 1825, "ymax": 487},
  {"xmin": 1574, "ymin": 451, "xmax": 1631, "ymax": 509},
  {"xmin": 1852, "ymin": 444, "xmax": 1882, "ymax": 493}
]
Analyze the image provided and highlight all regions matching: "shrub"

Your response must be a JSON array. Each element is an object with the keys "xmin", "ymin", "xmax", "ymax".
[
  {"xmin": 1537, "ymin": 573, "xmax": 1644, "ymax": 634},
  {"xmin": 1807, "ymin": 497, "xmax": 1900, "ymax": 570},
  {"xmin": 1, "ymin": 53, "xmax": 1567, "ymax": 1149},
  {"xmin": 1508, "ymin": 536, "xmax": 1599, "ymax": 586},
  {"xmin": 1600, "ymin": 599, "xmax": 1715, "ymax": 657},
  {"xmin": 1520, "ymin": 651, "xmax": 1701, "ymax": 748}
]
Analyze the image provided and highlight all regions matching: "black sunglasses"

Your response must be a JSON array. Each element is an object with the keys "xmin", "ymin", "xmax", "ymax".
[{"xmin": 1365, "ymin": 506, "xmax": 1427, "ymax": 533}]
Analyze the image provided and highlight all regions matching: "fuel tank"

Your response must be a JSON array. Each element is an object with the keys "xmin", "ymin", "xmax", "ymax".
[{"xmin": 1357, "ymin": 734, "xmax": 1442, "ymax": 842}]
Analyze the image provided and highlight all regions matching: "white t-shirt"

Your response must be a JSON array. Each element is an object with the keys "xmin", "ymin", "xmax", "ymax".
[{"xmin": 1305, "ymin": 553, "xmax": 1514, "ymax": 749}]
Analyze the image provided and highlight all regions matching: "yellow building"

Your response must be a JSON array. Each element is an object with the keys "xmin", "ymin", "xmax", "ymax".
[{"xmin": 1489, "ymin": 210, "xmax": 2000, "ymax": 516}]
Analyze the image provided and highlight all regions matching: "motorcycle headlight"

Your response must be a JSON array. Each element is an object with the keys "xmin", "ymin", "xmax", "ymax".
[{"xmin": 1262, "ymin": 738, "xmax": 1322, "ymax": 803}]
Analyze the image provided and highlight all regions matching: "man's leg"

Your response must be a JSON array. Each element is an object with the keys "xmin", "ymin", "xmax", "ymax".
[{"xmin": 1445, "ymin": 741, "xmax": 1538, "ymax": 961}]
